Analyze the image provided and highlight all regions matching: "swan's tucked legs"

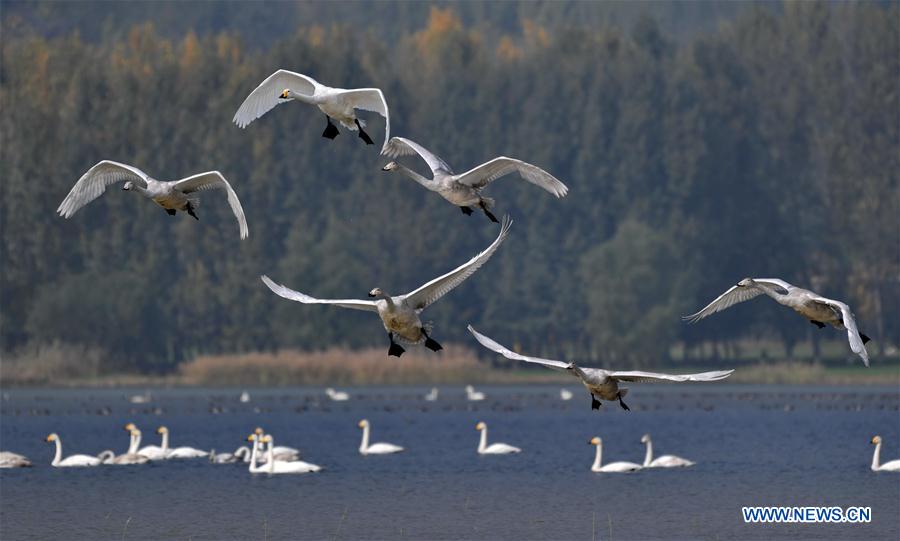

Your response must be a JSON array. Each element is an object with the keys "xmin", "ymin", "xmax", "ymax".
[
  {"xmin": 322, "ymin": 116, "xmax": 340, "ymax": 139},
  {"xmin": 387, "ymin": 333, "xmax": 405, "ymax": 358},
  {"xmin": 591, "ymin": 395, "xmax": 601, "ymax": 410},
  {"xmin": 186, "ymin": 201, "xmax": 199, "ymax": 221},
  {"xmin": 165, "ymin": 209, "xmax": 177, "ymax": 216},
  {"xmin": 617, "ymin": 392, "xmax": 630, "ymax": 411},
  {"xmin": 479, "ymin": 201, "xmax": 499, "ymax": 223},
  {"xmin": 460, "ymin": 206, "xmax": 474, "ymax": 216},
  {"xmin": 810, "ymin": 320, "xmax": 825, "ymax": 328},
  {"xmin": 421, "ymin": 329, "xmax": 443, "ymax": 352},
  {"xmin": 355, "ymin": 119, "xmax": 374, "ymax": 145}
]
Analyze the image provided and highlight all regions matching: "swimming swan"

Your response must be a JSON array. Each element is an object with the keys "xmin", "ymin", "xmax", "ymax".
[
  {"xmin": 640, "ymin": 434, "xmax": 694, "ymax": 468},
  {"xmin": 0, "ymin": 451, "xmax": 32, "ymax": 468},
  {"xmin": 382, "ymin": 137, "xmax": 567, "ymax": 223},
  {"xmin": 475, "ymin": 422, "xmax": 521, "ymax": 455},
  {"xmin": 424, "ymin": 387, "xmax": 439, "ymax": 401},
  {"xmin": 326, "ymin": 388, "xmax": 350, "ymax": 401},
  {"xmin": 870, "ymin": 436, "xmax": 900, "ymax": 472},
  {"xmin": 590, "ymin": 437, "xmax": 642, "ymax": 473},
  {"xmin": 58, "ymin": 160, "xmax": 248, "ymax": 239},
  {"xmin": 358, "ymin": 419, "xmax": 404, "ymax": 455},
  {"xmin": 97, "ymin": 436, "xmax": 150, "ymax": 466},
  {"xmin": 468, "ymin": 325, "xmax": 734, "ymax": 411},
  {"xmin": 45, "ymin": 433, "xmax": 101, "ymax": 467},
  {"xmin": 124, "ymin": 423, "xmax": 167, "ymax": 460},
  {"xmin": 262, "ymin": 217, "xmax": 511, "ymax": 357},
  {"xmin": 210, "ymin": 446, "xmax": 251, "ymax": 464},
  {"xmin": 156, "ymin": 426, "xmax": 208, "ymax": 459},
  {"xmin": 233, "ymin": 70, "xmax": 390, "ymax": 151},
  {"xmin": 465, "ymin": 385, "xmax": 485, "ymax": 401},
  {"xmin": 247, "ymin": 435, "xmax": 321, "ymax": 474},
  {"xmin": 252, "ymin": 428, "xmax": 301, "ymax": 461},
  {"xmin": 684, "ymin": 278, "xmax": 871, "ymax": 366}
]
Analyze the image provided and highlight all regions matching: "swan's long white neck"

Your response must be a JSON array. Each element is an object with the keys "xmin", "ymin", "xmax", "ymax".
[
  {"xmin": 872, "ymin": 441, "xmax": 882, "ymax": 470},
  {"xmin": 592, "ymin": 443, "xmax": 603, "ymax": 470},
  {"xmin": 752, "ymin": 281, "xmax": 788, "ymax": 303},
  {"xmin": 643, "ymin": 439, "xmax": 654, "ymax": 467},
  {"xmin": 132, "ymin": 431, "xmax": 142, "ymax": 452},
  {"xmin": 372, "ymin": 292, "xmax": 396, "ymax": 309},
  {"xmin": 478, "ymin": 428, "xmax": 488, "ymax": 453},
  {"xmin": 286, "ymin": 90, "xmax": 317, "ymax": 105},
  {"xmin": 127, "ymin": 432, "xmax": 138, "ymax": 454},
  {"xmin": 393, "ymin": 164, "xmax": 440, "ymax": 191},
  {"xmin": 159, "ymin": 431, "xmax": 169, "ymax": 452},
  {"xmin": 249, "ymin": 439, "xmax": 262, "ymax": 472},
  {"xmin": 51, "ymin": 438, "xmax": 62, "ymax": 466},
  {"xmin": 265, "ymin": 437, "xmax": 275, "ymax": 473},
  {"xmin": 360, "ymin": 425, "xmax": 370, "ymax": 453}
]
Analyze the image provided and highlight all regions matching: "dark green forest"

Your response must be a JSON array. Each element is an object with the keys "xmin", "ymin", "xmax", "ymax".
[{"xmin": 1, "ymin": 2, "xmax": 897, "ymax": 374}]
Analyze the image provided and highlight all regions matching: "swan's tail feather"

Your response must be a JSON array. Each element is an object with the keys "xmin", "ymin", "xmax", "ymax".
[{"xmin": 479, "ymin": 196, "xmax": 496, "ymax": 210}]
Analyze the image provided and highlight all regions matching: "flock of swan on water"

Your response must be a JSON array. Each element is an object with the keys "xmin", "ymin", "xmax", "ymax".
[{"xmin": 28, "ymin": 70, "xmax": 885, "ymax": 472}]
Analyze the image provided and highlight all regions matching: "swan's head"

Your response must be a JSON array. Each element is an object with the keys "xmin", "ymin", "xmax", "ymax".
[
  {"xmin": 46, "ymin": 433, "xmax": 58, "ymax": 442},
  {"xmin": 262, "ymin": 435, "xmax": 273, "ymax": 443},
  {"xmin": 122, "ymin": 181, "xmax": 134, "ymax": 191},
  {"xmin": 124, "ymin": 422, "xmax": 137, "ymax": 431},
  {"xmin": 156, "ymin": 426, "xmax": 168, "ymax": 435},
  {"xmin": 280, "ymin": 89, "xmax": 291, "ymax": 100},
  {"xmin": 382, "ymin": 161, "xmax": 399, "ymax": 172},
  {"xmin": 737, "ymin": 278, "xmax": 754, "ymax": 287},
  {"xmin": 466, "ymin": 385, "xmax": 474, "ymax": 392},
  {"xmin": 368, "ymin": 288, "xmax": 383, "ymax": 298},
  {"xmin": 247, "ymin": 434, "xmax": 258, "ymax": 442},
  {"xmin": 358, "ymin": 419, "xmax": 369, "ymax": 428},
  {"xmin": 475, "ymin": 421, "xmax": 486, "ymax": 431},
  {"xmin": 254, "ymin": 427, "xmax": 264, "ymax": 436},
  {"xmin": 565, "ymin": 362, "xmax": 576, "ymax": 371},
  {"xmin": 589, "ymin": 436, "xmax": 601, "ymax": 446},
  {"xmin": 871, "ymin": 435, "xmax": 882, "ymax": 445},
  {"xmin": 640, "ymin": 434, "xmax": 650, "ymax": 443},
  {"xmin": 326, "ymin": 388, "xmax": 335, "ymax": 393}
]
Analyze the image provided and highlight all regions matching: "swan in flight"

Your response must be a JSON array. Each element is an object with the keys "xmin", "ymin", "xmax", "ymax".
[
  {"xmin": 589, "ymin": 437, "xmax": 642, "ymax": 473},
  {"xmin": 640, "ymin": 434, "xmax": 694, "ymax": 468},
  {"xmin": 424, "ymin": 387, "xmax": 439, "ymax": 401},
  {"xmin": 382, "ymin": 137, "xmax": 567, "ymax": 223},
  {"xmin": 247, "ymin": 435, "xmax": 321, "ymax": 474},
  {"xmin": 263, "ymin": 217, "xmax": 511, "ymax": 357},
  {"xmin": 0, "ymin": 451, "xmax": 32, "ymax": 468},
  {"xmin": 156, "ymin": 426, "xmax": 208, "ymax": 458},
  {"xmin": 468, "ymin": 325, "xmax": 734, "ymax": 411},
  {"xmin": 358, "ymin": 419, "xmax": 404, "ymax": 455},
  {"xmin": 560, "ymin": 389, "xmax": 574, "ymax": 401},
  {"xmin": 326, "ymin": 387, "xmax": 350, "ymax": 401},
  {"xmin": 475, "ymin": 422, "xmax": 520, "ymax": 454},
  {"xmin": 465, "ymin": 385, "xmax": 486, "ymax": 401},
  {"xmin": 45, "ymin": 433, "xmax": 101, "ymax": 467},
  {"xmin": 684, "ymin": 278, "xmax": 871, "ymax": 366},
  {"xmin": 57, "ymin": 160, "xmax": 249, "ymax": 239},
  {"xmin": 870, "ymin": 436, "xmax": 900, "ymax": 472},
  {"xmin": 233, "ymin": 69, "xmax": 390, "ymax": 151}
]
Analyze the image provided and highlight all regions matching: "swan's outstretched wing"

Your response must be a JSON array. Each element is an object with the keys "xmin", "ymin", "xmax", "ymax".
[
  {"xmin": 609, "ymin": 369, "xmax": 734, "ymax": 383},
  {"xmin": 261, "ymin": 275, "xmax": 378, "ymax": 312},
  {"xmin": 57, "ymin": 160, "xmax": 150, "ymax": 218},
  {"xmin": 682, "ymin": 279, "xmax": 793, "ymax": 323},
  {"xmin": 173, "ymin": 172, "xmax": 249, "ymax": 239},
  {"xmin": 467, "ymin": 325, "xmax": 569, "ymax": 370},
  {"xmin": 381, "ymin": 136, "xmax": 453, "ymax": 174},
  {"xmin": 454, "ymin": 157, "xmax": 568, "ymax": 198},
  {"xmin": 233, "ymin": 70, "xmax": 320, "ymax": 128},
  {"xmin": 336, "ymin": 88, "xmax": 391, "ymax": 152},
  {"xmin": 812, "ymin": 296, "xmax": 869, "ymax": 367},
  {"xmin": 403, "ymin": 216, "xmax": 511, "ymax": 310}
]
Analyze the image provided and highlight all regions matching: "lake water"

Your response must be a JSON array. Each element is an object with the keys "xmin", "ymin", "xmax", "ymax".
[{"xmin": 1, "ymin": 384, "xmax": 898, "ymax": 540}]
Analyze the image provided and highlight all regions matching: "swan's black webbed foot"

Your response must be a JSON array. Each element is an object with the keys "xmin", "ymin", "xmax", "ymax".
[
  {"xmin": 810, "ymin": 320, "xmax": 826, "ymax": 329},
  {"xmin": 185, "ymin": 203, "xmax": 199, "ymax": 220},
  {"xmin": 617, "ymin": 393, "xmax": 630, "ymax": 411},
  {"xmin": 165, "ymin": 209, "xmax": 177, "ymax": 216},
  {"xmin": 860, "ymin": 333, "xmax": 871, "ymax": 345},
  {"xmin": 355, "ymin": 119, "xmax": 374, "ymax": 145},
  {"xmin": 421, "ymin": 329, "xmax": 443, "ymax": 352},
  {"xmin": 591, "ymin": 396, "xmax": 601, "ymax": 410},
  {"xmin": 322, "ymin": 117, "xmax": 340, "ymax": 139},
  {"xmin": 460, "ymin": 206, "xmax": 474, "ymax": 216},
  {"xmin": 387, "ymin": 333, "xmax": 405, "ymax": 357},
  {"xmin": 479, "ymin": 203, "xmax": 499, "ymax": 223}
]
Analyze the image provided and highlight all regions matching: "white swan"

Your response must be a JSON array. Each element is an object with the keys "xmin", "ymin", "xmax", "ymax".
[
  {"xmin": 97, "ymin": 436, "xmax": 150, "ymax": 466},
  {"xmin": 252, "ymin": 428, "xmax": 301, "ymax": 461},
  {"xmin": 590, "ymin": 437, "xmax": 642, "ymax": 473},
  {"xmin": 465, "ymin": 385, "xmax": 486, "ymax": 401},
  {"xmin": 124, "ymin": 423, "xmax": 167, "ymax": 460},
  {"xmin": 247, "ymin": 435, "xmax": 321, "ymax": 474},
  {"xmin": 45, "ymin": 433, "xmax": 101, "ymax": 467},
  {"xmin": 560, "ymin": 389, "xmax": 574, "ymax": 401},
  {"xmin": 325, "ymin": 387, "xmax": 350, "ymax": 401},
  {"xmin": 262, "ymin": 217, "xmax": 511, "ymax": 357},
  {"xmin": 156, "ymin": 426, "xmax": 208, "ymax": 458},
  {"xmin": 0, "ymin": 451, "xmax": 32, "ymax": 468},
  {"xmin": 358, "ymin": 419, "xmax": 404, "ymax": 455},
  {"xmin": 640, "ymin": 434, "xmax": 694, "ymax": 468},
  {"xmin": 210, "ymin": 446, "xmax": 251, "ymax": 464},
  {"xmin": 870, "ymin": 436, "xmax": 900, "ymax": 472},
  {"xmin": 684, "ymin": 278, "xmax": 871, "ymax": 366},
  {"xmin": 239, "ymin": 391, "xmax": 251, "ymax": 403},
  {"xmin": 475, "ymin": 422, "xmax": 521, "ymax": 455},
  {"xmin": 382, "ymin": 137, "xmax": 567, "ymax": 223},
  {"xmin": 57, "ymin": 160, "xmax": 249, "ymax": 239},
  {"xmin": 233, "ymin": 69, "xmax": 390, "ymax": 151},
  {"xmin": 468, "ymin": 325, "xmax": 734, "ymax": 411},
  {"xmin": 424, "ymin": 387, "xmax": 439, "ymax": 401}
]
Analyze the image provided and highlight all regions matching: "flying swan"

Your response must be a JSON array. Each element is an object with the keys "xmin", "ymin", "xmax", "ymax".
[
  {"xmin": 58, "ymin": 160, "xmax": 249, "ymax": 239},
  {"xmin": 683, "ymin": 278, "xmax": 871, "ymax": 366},
  {"xmin": 475, "ymin": 422, "xmax": 521, "ymax": 455},
  {"xmin": 467, "ymin": 325, "xmax": 734, "ymax": 411},
  {"xmin": 233, "ymin": 69, "xmax": 390, "ymax": 151},
  {"xmin": 640, "ymin": 434, "xmax": 694, "ymax": 468},
  {"xmin": 358, "ymin": 419, "xmax": 404, "ymax": 455},
  {"xmin": 45, "ymin": 433, "xmax": 101, "ymax": 467},
  {"xmin": 262, "ymin": 217, "xmax": 511, "ymax": 357},
  {"xmin": 870, "ymin": 435, "xmax": 900, "ymax": 472},
  {"xmin": 382, "ymin": 137, "xmax": 567, "ymax": 223},
  {"xmin": 589, "ymin": 437, "xmax": 642, "ymax": 473}
]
